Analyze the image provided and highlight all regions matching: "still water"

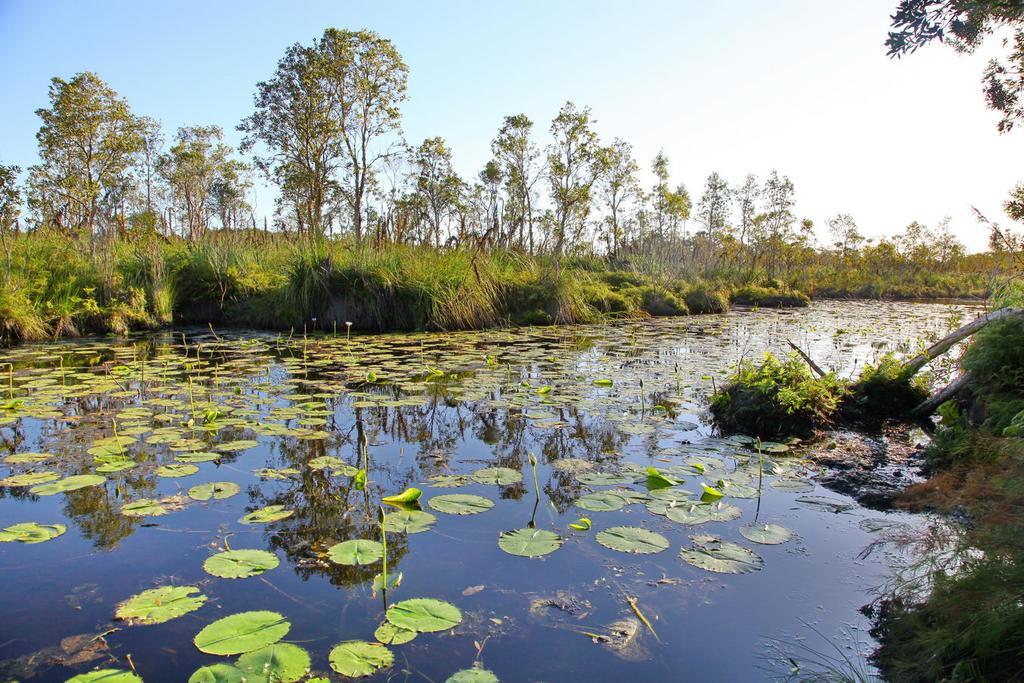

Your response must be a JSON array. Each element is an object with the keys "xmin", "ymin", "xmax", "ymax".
[{"xmin": 0, "ymin": 301, "xmax": 977, "ymax": 682}]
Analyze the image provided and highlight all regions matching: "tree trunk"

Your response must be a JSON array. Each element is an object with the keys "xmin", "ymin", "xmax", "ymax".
[
  {"xmin": 902, "ymin": 307, "xmax": 1024, "ymax": 376},
  {"xmin": 913, "ymin": 372, "xmax": 972, "ymax": 416}
]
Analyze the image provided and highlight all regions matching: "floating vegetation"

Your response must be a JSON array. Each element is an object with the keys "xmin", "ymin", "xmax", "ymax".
[
  {"xmin": 328, "ymin": 641, "xmax": 394, "ymax": 677},
  {"xmin": 739, "ymin": 522, "xmax": 794, "ymax": 545},
  {"xmin": 498, "ymin": 528, "xmax": 564, "ymax": 557},
  {"xmin": 0, "ymin": 521, "xmax": 66, "ymax": 543},
  {"xmin": 471, "ymin": 466, "xmax": 523, "ymax": 486},
  {"xmin": 29, "ymin": 473, "xmax": 105, "ymax": 496},
  {"xmin": 596, "ymin": 526, "xmax": 670, "ymax": 554},
  {"xmin": 193, "ymin": 611, "xmax": 291, "ymax": 655},
  {"xmin": 239, "ymin": 505, "xmax": 294, "ymax": 524},
  {"xmin": 327, "ymin": 539, "xmax": 385, "ymax": 566},
  {"xmin": 385, "ymin": 598, "xmax": 463, "ymax": 632},
  {"xmin": 236, "ymin": 643, "xmax": 310, "ymax": 682},
  {"xmin": 115, "ymin": 586, "xmax": 207, "ymax": 625},
  {"xmin": 188, "ymin": 481, "xmax": 241, "ymax": 501},
  {"xmin": 204, "ymin": 549, "xmax": 280, "ymax": 578},
  {"xmin": 382, "ymin": 509, "xmax": 436, "ymax": 534},
  {"xmin": 428, "ymin": 493, "xmax": 495, "ymax": 515},
  {"xmin": 66, "ymin": 670, "xmax": 142, "ymax": 682},
  {"xmin": 679, "ymin": 535, "xmax": 765, "ymax": 574},
  {"xmin": 575, "ymin": 491, "xmax": 627, "ymax": 512}
]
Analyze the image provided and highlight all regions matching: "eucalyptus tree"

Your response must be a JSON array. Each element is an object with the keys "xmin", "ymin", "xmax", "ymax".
[
  {"xmin": 492, "ymin": 114, "xmax": 542, "ymax": 252},
  {"xmin": 241, "ymin": 28, "xmax": 407, "ymax": 239},
  {"xmin": 27, "ymin": 72, "xmax": 144, "ymax": 237},
  {"xmin": 546, "ymin": 102, "xmax": 602, "ymax": 261},
  {"xmin": 649, "ymin": 152, "xmax": 691, "ymax": 245},
  {"xmin": 409, "ymin": 137, "xmax": 463, "ymax": 247},
  {"xmin": 761, "ymin": 170, "xmax": 796, "ymax": 276},
  {"xmin": 827, "ymin": 213, "xmax": 863, "ymax": 257},
  {"xmin": 695, "ymin": 172, "xmax": 732, "ymax": 243},
  {"xmin": 595, "ymin": 138, "xmax": 640, "ymax": 258},
  {"xmin": 734, "ymin": 174, "xmax": 760, "ymax": 256},
  {"xmin": 0, "ymin": 164, "xmax": 21, "ymax": 277}
]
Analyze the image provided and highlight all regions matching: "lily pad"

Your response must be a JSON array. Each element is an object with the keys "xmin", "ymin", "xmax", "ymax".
[
  {"xmin": 66, "ymin": 670, "xmax": 143, "ymax": 682},
  {"xmin": 446, "ymin": 670, "xmax": 500, "ymax": 683},
  {"xmin": 381, "ymin": 487, "xmax": 422, "ymax": 504},
  {"xmin": 115, "ymin": 585, "xmax": 208, "ymax": 625},
  {"xmin": 215, "ymin": 439, "xmax": 259, "ymax": 452},
  {"xmin": 204, "ymin": 549, "xmax": 280, "ymax": 578},
  {"xmin": 382, "ymin": 510, "xmax": 436, "ymax": 534},
  {"xmin": 498, "ymin": 528, "xmax": 563, "ymax": 557},
  {"xmin": 0, "ymin": 522, "xmax": 66, "ymax": 544},
  {"xmin": 739, "ymin": 522, "xmax": 794, "ymax": 545},
  {"xmin": 156, "ymin": 463, "xmax": 199, "ymax": 478},
  {"xmin": 374, "ymin": 621, "xmax": 417, "ymax": 645},
  {"xmin": 576, "ymin": 472, "xmax": 633, "ymax": 486},
  {"xmin": 193, "ymin": 610, "xmax": 291, "ymax": 655},
  {"xmin": 679, "ymin": 535, "xmax": 764, "ymax": 574},
  {"xmin": 236, "ymin": 643, "xmax": 310, "ymax": 683},
  {"xmin": 596, "ymin": 526, "xmax": 669, "ymax": 554},
  {"xmin": 665, "ymin": 503, "xmax": 713, "ymax": 525},
  {"xmin": 0, "ymin": 471, "xmax": 60, "ymax": 487},
  {"xmin": 188, "ymin": 664, "xmax": 247, "ymax": 683},
  {"xmin": 796, "ymin": 495, "xmax": 855, "ymax": 513},
  {"xmin": 188, "ymin": 481, "xmax": 241, "ymax": 501},
  {"xmin": 385, "ymin": 598, "xmax": 462, "ymax": 632},
  {"xmin": 3, "ymin": 452, "xmax": 50, "ymax": 464},
  {"xmin": 120, "ymin": 498, "xmax": 173, "ymax": 517},
  {"xmin": 470, "ymin": 466, "xmax": 523, "ymax": 486},
  {"xmin": 327, "ymin": 539, "xmax": 384, "ymax": 566},
  {"xmin": 575, "ymin": 491, "xmax": 627, "ymax": 512},
  {"xmin": 427, "ymin": 474, "xmax": 470, "ymax": 488},
  {"xmin": 328, "ymin": 641, "xmax": 394, "ymax": 678},
  {"xmin": 239, "ymin": 505, "xmax": 293, "ymax": 524},
  {"xmin": 428, "ymin": 494, "xmax": 494, "ymax": 515},
  {"xmin": 29, "ymin": 474, "xmax": 106, "ymax": 496}
]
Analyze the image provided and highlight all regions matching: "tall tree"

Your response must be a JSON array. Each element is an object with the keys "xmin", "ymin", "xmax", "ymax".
[
  {"xmin": 546, "ymin": 102, "xmax": 601, "ymax": 261},
  {"xmin": 696, "ymin": 172, "xmax": 732, "ymax": 241},
  {"xmin": 492, "ymin": 114, "xmax": 542, "ymax": 253},
  {"xmin": 734, "ymin": 174, "xmax": 760, "ymax": 254},
  {"xmin": 0, "ymin": 164, "xmax": 21, "ymax": 276},
  {"xmin": 28, "ymin": 72, "xmax": 144, "ymax": 236},
  {"xmin": 761, "ymin": 170, "xmax": 796, "ymax": 276},
  {"xmin": 827, "ymin": 213, "xmax": 863, "ymax": 256},
  {"xmin": 595, "ymin": 138, "xmax": 640, "ymax": 258},
  {"xmin": 409, "ymin": 137, "xmax": 463, "ymax": 247}
]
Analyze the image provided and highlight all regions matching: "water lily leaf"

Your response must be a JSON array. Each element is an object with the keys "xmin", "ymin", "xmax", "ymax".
[
  {"xmin": 592, "ymin": 378, "xmax": 614, "ymax": 387},
  {"xmin": 718, "ymin": 481, "xmax": 759, "ymax": 498},
  {"xmin": 188, "ymin": 481, "xmax": 240, "ymax": 501},
  {"xmin": 0, "ymin": 522, "xmax": 66, "ymax": 544},
  {"xmin": 329, "ymin": 640, "xmax": 393, "ymax": 678},
  {"xmin": 664, "ymin": 503, "xmax": 713, "ymax": 525},
  {"xmin": 66, "ymin": 670, "xmax": 142, "ymax": 682},
  {"xmin": 771, "ymin": 478, "xmax": 814, "ymax": 493},
  {"xmin": 381, "ymin": 487, "xmax": 422, "ymax": 505},
  {"xmin": 596, "ymin": 526, "xmax": 669, "ymax": 554},
  {"xmin": 796, "ymin": 495, "xmax": 854, "ymax": 513},
  {"xmin": 96, "ymin": 457, "xmax": 138, "ymax": 473},
  {"xmin": 679, "ymin": 535, "xmax": 764, "ymax": 574},
  {"xmin": 236, "ymin": 643, "xmax": 310, "ymax": 683},
  {"xmin": 327, "ymin": 539, "xmax": 384, "ymax": 566},
  {"xmin": 428, "ymin": 494, "xmax": 494, "ymax": 515},
  {"xmin": 308, "ymin": 455, "xmax": 345, "ymax": 471},
  {"xmin": 1, "ymin": 471, "xmax": 59, "ymax": 487},
  {"xmin": 426, "ymin": 474, "xmax": 469, "ymax": 488},
  {"xmin": 115, "ymin": 585, "xmax": 207, "ymax": 625},
  {"xmin": 239, "ymin": 505, "xmax": 293, "ymax": 524},
  {"xmin": 374, "ymin": 621, "xmax": 417, "ymax": 645},
  {"xmin": 446, "ymin": 669, "xmax": 500, "ymax": 683},
  {"xmin": 739, "ymin": 522, "xmax": 794, "ymax": 545},
  {"xmin": 215, "ymin": 439, "xmax": 259, "ymax": 453},
  {"xmin": 576, "ymin": 472, "xmax": 633, "ymax": 486},
  {"xmin": 193, "ymin": 610, "xmax": 291, "ymax": 655},
  {"xmin": 188, "ymin": 663, "xmax": 247, "ymax": 683},
  {"xmin": 498, "ymin": 528, "xmax": 563, "ymax": 558},
  {"xmin": 29, "ymin": 473, "xmax": 106, "ymax": 496},
  {"xmin": 569, "ymin": 517, "xmax": 591, "ymax": 531},
  {"xmin": 175, "ymin": 452, "xmax": 221, "ymax": 463},
  {"xmin": 156, "ymin": 463, "xmax": 199, "ymax": 478},
  {"xmin": 3, "ymin": 452, "xmax": 50, "ymax": 464},
  {"xmin": 470, "ymin": 467, "xmax": 523, "ymax": 486},
  {"xmin": 575, "ymin": 491, "xmax": 627, "ymax": 512},
  {"xmin": 705, "ymin": 501, "xmax": 742, "ymax": 522},
  {"xmin": 204, "ymin": 549, "xmax": 280, "ymax": 578},
  {"xmin": 645, "ymin": 467, "xmax": 679, "ymax": 488},
  {"xmin": 121, "ymin": 498, "xmax": 172, "ymax": 517},
  {"xmin": 382, "ymin": 510, "xmax": 436, "ymax": 534},
  {"xmin": 386, "ymin": 598, "xmax": 462, "ymax": 632},
  {"xmin": 188, "ymin": 664, "xmax": 247, "ymax": 683},
  {"xmin": 700, "ymin": 482, "xmax": 724, "ymax": 498}
]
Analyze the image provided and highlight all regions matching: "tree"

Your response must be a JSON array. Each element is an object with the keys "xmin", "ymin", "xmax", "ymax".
[
  {"xmin": 546, "ymin": 102, "xmax": 601, "ymax": 261},
  {"xmin": 492, "ymin": 114, "xmax": 542, "ymax": 252},
  {"xmin": 734, "ymin": 174, "xmax": 760, "ymax": 253},
  {"xmin": 887, "ymin": 0, "xmax": 1024, "ymax": 132},
  {"xmin": 28, "ymin": 72, "xmax": 144, "ymax": 236},
  {"xmin": 649, "ymin": 151, "xmax": 690, "ymax": 244},
  {"xmin": 409, "ymin": 137, "xmax": 463, "ymax": 247},
  {"xmin": 696, "ymin": 172, "xmax": 732, "ymax": 242},
  {"xmin": 595, "ymin": 138, "xmax": 640, "ymax": 257},
  {"xmin": 827, "ymin": 213, "xmax": 864, "ymax": 256},
  {"xmin": 0, "ymin": 164, "xmax": 21, "ymax": 276},
  {"xmin": 761, "ymin": 170, "xmax": 796, "ymax": 275}
]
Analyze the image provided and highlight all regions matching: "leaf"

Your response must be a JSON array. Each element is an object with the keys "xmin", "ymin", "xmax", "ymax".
[
  {"xmin": 188, "ymin": 481, "xmax": 241, "ymax": 501},
  {"xmin": 328, "ymin": 640, "xmax": 393, "ymax": 678},
  {"xmin": 236, "ymin": 643, "xmax": 310, "ymax": 683},
  {"xmin": 576, "ymin": 472, "xmax": 633, "ymax": 486},
  {"xmin": 596, "ymin": 526, "xmax": 670, "ymax": 554},
  {"xmin": 120, "ymin": 498, "xmax": 172, "ymax": 517},
  {"xmin": 193, "ymin": 610, "xmax": 291, "ymax": 655},
  {"xmin": 739, "ymin": 522, "xmax": 794, "ymax": 545},
  {"xmin": 470, "ymin": 467, "xmax": 523, "ymax": 486},
  {"xmin": 569, "ymin": 517, "xmax": 591, "ymax": 531},
  {"xmin": 66, "ymin": 670, "xmax": 143, "ymax": 682},
  {"xmin": 381, "ymin": 487, "xmax": 422, "ymax": 504},
  {"xmin": 664, "ymin": 503, "xmax": 713, "ymax": 525},
  {"xmin": 239, "ymin": 505, "xmax": 293, "ymax": 524},
  {"xmin": 0, "ymin": 471, "xmax": 59, "ymax": 487},
  {"xmin": 374, "ymin": 621, "xmax": 417, "ymax": 645},
  {"xmin": 0, "ymin": 522, "xmax": 66, "ymax": 544},
  {"xmin": 574, "ymin": 491, "xmax": 627, "ymax": 512},
  {"xmin": 645, "ymin": 466, "xmax": 679, "ymax": 488},
  {"xmin": 204, "ymin": 549, "xmax": 280, "ymax": 578},
  {"xmin": 188, "ymin": 664, "xmax": 247, "ymax": 683},
  {"xmin": 679, "ymin": 535, "xmax": 764, "ymax": 574},
  {"xmin": 115, "ymin": 586, "xmax": 207, "ymax": 625},
  {"xmin": 498, "ymin": 528, "xmax": 563, "ymax": 558},
  {"xmin": 592, "ymin": 378, "xmax": 614, "ymax": 387},
  {"xmin": 385, "ymin": 598, "xmax": 462, "ymax": 633},
  {"xmin": 156, "ymin": 463, "xmax": 199, "ymax": 478},
  {"xmin": 426, "ymin": 474, "xmax": 469, "ymax": 488},
  {"xmin": 3, "ymin": 452, "xmax": 50, "ymax": 464},
  {"xmin": 446, "ymin": 669, "xmax": 500, "ymax": 683},
  {"xmin": 796, "ymin": 495, "xmax": 855, "ymax": 513},
  {"xmin": 327, "ymin": 539, "xmax": 384, "ymax": 566},
  {"xmin": 382, "ymin": 510, "xmax": 436, "ymax": 534},
  {"xmin": 700, "ymin": 482, "xmax": 724, "ymax": 498},
  {"xmin": 215, "ymin": 439, "xmax": 259, "ymax": 452},
  {"xmin": 428, "ymin": 494, "xmax": 494, "ymax": 515},
  {"xmin": 29, "ymin": 474, "xmax": 106, "ymax": 496}
]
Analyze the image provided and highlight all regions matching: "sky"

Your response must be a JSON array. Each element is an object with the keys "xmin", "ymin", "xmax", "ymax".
[{"xmin": 1, "ymin": 0, "xmax": 1021, "ymax": 252}]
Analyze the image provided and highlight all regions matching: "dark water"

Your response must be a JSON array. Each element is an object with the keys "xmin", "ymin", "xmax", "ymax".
[{"xmin": 0, "ymin": 301, "xmax": 977, "ymax": 682}]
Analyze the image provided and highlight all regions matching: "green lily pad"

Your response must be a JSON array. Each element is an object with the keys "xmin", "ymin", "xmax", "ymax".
[
  {"xmin": 327, "ymin": 539, "xmax": 384, "ymax": 566},
  {"xmin": 664, "ymin": 503, "xmax": 713, "ymax": 525},
  {"xmin": 576, "ymin": 472, "xmax": 633, "ymax": 486},
  {"xmin": 239, "ymin": 505, "xmax": 293, "ymax": 524},
  {"xmin": 446, "ymin": 669, "xmax": 500, "ymax": 683},
  {"xmin": 0, "ymin": 522, "xmax": 66, "ymax": 544},
  {"xmin": 381, "ymin": 487, "xmax": 422, "ymax": 504},
  {"xmin": 470, "ymin": 467, "xmax": 523, "ymax": 486},
  {"xmin": 175, "ymin": 452, "xmax": 221, "ymax": 463},
  {"xmin": 0, "ymin": 471, "xmax": 59, "ymax": 487},
  {"xmin": 215, "ymin": 439, "xmax": 259, "ymax": 452},
  {"xmin": 427, "ymin": 474, "xmax": 470, "ymax": 488},
  {"xmin": 188, "ymin": 664, "xmax": 247, "ymax": 683},
  {"xmin": 193, "ymin": 610, "xmax": 291, "ymax": 655},
  {"xmin": 188, "ymin": 481, "xmax": 241, "ymax": 501},
  {"xmin": 739, "ymin": 522, "xmax": 794, "ymax": 545},
  {"xmin": 374, "ymin": 621, "xmax": 417, "ymax": 645},
  {"xmin": 115, "ymin": 585, "xmax": 208, "ymax": 625},
  {"xmin": 3, "ymin": 452, "xmax": 50, "ymax": 464},
  {"xmin": 66, "ymin": 670, "xmax": 143, "ymax": 682},
  {"xmin": 156, "ymin": 463, "xmax": 199, "ymax": 478},
  {"xmin": 120, "ymin": 498, "xmax": 173, "ymax": 517},
  {"xmin": 574, "ymin": 491, "xmax": 627, "ymax": 512},
  {"xmin": 679, "ymin": 535, "xmax": 764, "ymax": 574},
  {"xmin": 385, "ymin": 598, "xmax": 462, "ymax": 633},
  {"xmin": 596, "ymin": 526, "xmax": 669, "ymax": 554},
  {"xmin": 204, "ymin": 549, "xmax": 280, "ymax": 578},
  {"xmin": 29, "ymin": 473, "xmax": 106, "ymax": 496},
  {"xmin": 382, "ymin": 510, "xmax": 436, "ymax": 534},
  {"xmin": 328, "ymin": 640, "xmax": 394, "ymax": 678},
  {"xmin": 498, "ymin": 528, "xmax": 563, "ymax": 558},
  {"xmin": 705, "ymin": 501, "xmax": 742, "ymax": 522},
  {"xmin": 428, "ymin": 494, "xmax": 494, "ymax": 515},
  {"xmin": 236, "ymin": 643, "xmax": 310, "ymax": 683},
  {"xmin": 96, "ymin": 457, "xmax": 138, "ymax": 473}
]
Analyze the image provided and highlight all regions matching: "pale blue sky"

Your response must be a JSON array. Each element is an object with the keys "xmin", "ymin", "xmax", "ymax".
[{"xmin": 1, "ymin": 0, "xmax": 1021, "ymax": 250}]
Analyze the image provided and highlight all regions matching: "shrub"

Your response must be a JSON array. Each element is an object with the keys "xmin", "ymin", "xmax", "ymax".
[
  {"xmin": 684, "ymin": 287, "xmax": 730, "ymax": 314},
  {"xmin": 730, "ymin": 285, "xmax": 809, "ymax": 308}
]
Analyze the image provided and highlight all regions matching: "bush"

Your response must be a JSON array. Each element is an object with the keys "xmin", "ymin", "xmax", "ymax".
[
  {"xmin": 730, "ymin": 285, "xmax": 809, "ymax": 308},
  {"xmin": 843, "ymin": 353, "xmax": 930, "ymax": 422},
  {"xmin": 684, "ymin": 287, "xmax": 730, "ymax": 314},
  {"xmin": 638, "ymin": 286, "xmax": 687, "ymax": 316}
]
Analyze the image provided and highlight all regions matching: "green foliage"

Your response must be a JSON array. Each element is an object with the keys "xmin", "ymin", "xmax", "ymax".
[
  {"xmin": 844, "ymin": 353, "xmax": 930, "ymax": 421},
  {"xmin": 710, "ymin": 353, "xmax": 845, "ymax": 438},
  {"xmin": 730, "ymin": 285, "xmax": 809, "ymax": 308},
  {"xmin": 683, "ymin": 287, "xmax": 730, "ymax": 314}
]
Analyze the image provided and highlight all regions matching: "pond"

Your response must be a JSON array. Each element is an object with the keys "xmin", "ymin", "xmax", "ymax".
[{"xmin": 0, "ymin": 301, "xmax": 978, "ymax": 682}]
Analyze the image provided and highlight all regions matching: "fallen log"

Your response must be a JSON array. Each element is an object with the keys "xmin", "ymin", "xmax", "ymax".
[
  {"xmin": 902, "ymin": 307, "xmax": 1024, "ymax": 376},
  {"xmin": 913, "ymin": 372, "xmax": 972, "ymax": 416},
  {"xmin": 785, "ymin": 338, "xmax": 826, "ymax": 378}
]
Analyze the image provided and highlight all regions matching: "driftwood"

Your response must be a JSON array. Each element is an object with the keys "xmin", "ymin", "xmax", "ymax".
[
  {"xmin": 902, "ymin": 307, "xmax": 1023, "ymax": 376},
  {"xmin": 913, "ymin": 372, "xmax": 973, "ymax": 416},
  {"xmin": 785, "ymin": 339, "xmax": 826, "ymax": 378}
]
